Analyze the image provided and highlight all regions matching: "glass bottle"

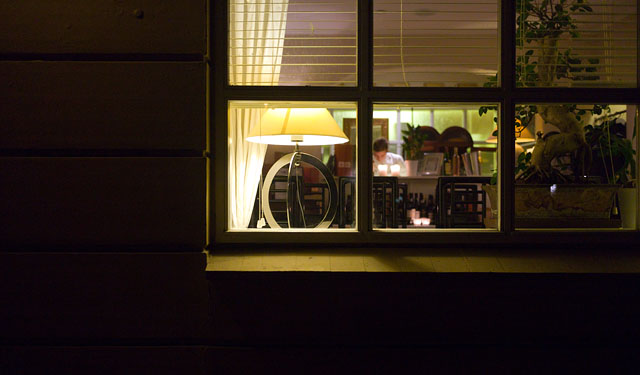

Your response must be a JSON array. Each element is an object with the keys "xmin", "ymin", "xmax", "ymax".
[
  {"xmin": 406, "ymin": 193, "xmax": 413, "ymax": 225},
  {"xmin": 452, "ymin": 147, "xmax": 461, "ymax": 176},
  {"xmin": 443, "ymin": 147, "xmax": 451, "ymax": 175},
  {"xmin": 426, "ymin": 194, "xmax": 435, "ymax": 221},
  {"xmin": 345, "ymin": 194, "xmax": 353, "ymax": 227}
]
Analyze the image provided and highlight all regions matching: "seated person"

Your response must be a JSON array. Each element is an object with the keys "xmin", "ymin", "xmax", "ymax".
[{"xmin": 372, "ymin": 137, "xmax": 407, "ymax": 176}]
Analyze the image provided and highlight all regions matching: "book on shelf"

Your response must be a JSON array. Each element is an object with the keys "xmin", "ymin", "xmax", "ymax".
[
  {"xmin": 462, "ymin": 153, "xmax": 472, "ymax": 176},
  {"xmin": 470, "ymin": 150, "xmax": 481, "ymax": 176}
]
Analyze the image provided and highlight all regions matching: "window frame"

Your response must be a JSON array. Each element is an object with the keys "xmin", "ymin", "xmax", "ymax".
[{"xmin": 210, "ymin": 0, "xmax": 640, "ymax": 247}]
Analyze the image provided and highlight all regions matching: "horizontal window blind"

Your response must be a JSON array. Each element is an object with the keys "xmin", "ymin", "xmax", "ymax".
[
  {"xmin": 373, "ymin": 0, "xmax": 500, "ymax": 87},
  {"xmin": 516, "ymin": 0, "xmax": 637, "ymax": 88},
  {"xmin": 229, "ymin": 0, "xmax": 357, "ymax": 86}
]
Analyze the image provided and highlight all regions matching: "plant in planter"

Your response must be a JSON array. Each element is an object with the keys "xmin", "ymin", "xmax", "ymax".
[
  {"xmin": 401, "ymin": 123, "xmax": 429, "ymax": 176},
  {"xmin": 585, "ymin": 110, "xmax": 637, "ymax": 227},
  {"xmin": 480, "ymin": 0, "xmax": 632, "ymax": 226},
  {"xmin": 500, "ymin": 0, "xmax": 600, "ymax": 182},
  {"xmin": 584, "ymin": 110, "xmax": 636, "ymax": 187},
  {"xmin": 481, "ymin": 0, "xmax": 603, "ymax": 179}
]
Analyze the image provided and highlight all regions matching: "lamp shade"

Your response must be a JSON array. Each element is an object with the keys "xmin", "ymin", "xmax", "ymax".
[
  {"xmin": 246, "ymin": 108, "xmax": 349, "ymax": 146},
  {"xmin": 514, "ymin": 119, "xmax": 535, "ymax": 143},
  {"xmin": 515, "ymin": 126, "xmax": 535, "ymax": 143},
  {"xmin": 485, "ymin": 121, "xmax": 535, "ymax": 144},
  {"xmin": 485, "ymin": 126, "xmax": 498, "ymax": 143}
]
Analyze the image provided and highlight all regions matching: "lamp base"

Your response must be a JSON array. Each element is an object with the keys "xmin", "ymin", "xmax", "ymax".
[{"xmin": 261, "ymin": 151, "xmax": 338, "ymax": 229}]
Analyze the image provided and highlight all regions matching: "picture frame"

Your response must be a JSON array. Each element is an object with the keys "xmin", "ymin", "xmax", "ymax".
[{"xmin": 418, "ymin": 152, "xmax": 444, "ymax": 175}]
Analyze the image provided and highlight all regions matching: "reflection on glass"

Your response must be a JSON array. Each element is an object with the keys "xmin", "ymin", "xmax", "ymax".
[
  {"xmin": 369, "ymin": 103, "xmax": 499, "ymax": 230},
  {"xmin": 228, "ymin": 101, "xmax": 357, "ymax": 230},
  {"xmin": 512, "ymin": 103, "xmax": 637, "ymax": 229}
]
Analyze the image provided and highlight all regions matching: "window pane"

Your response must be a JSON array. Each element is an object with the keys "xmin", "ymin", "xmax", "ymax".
[
  {"xmin": 229, "ymin": 0, "xmax": 357, "ymax": 86},
  {"xmin": 433, "ymin": 110, "xmax": 464, "ymax": 133},
  {"xmin": 516, "ymin": 0, "xmax": 637, "ymax": 88},
  {"xmin": 373, "ymin": 0, "xmax": 499, "ymax": 87},
  {"xmin": 512, "ymin": 103, "xmax": 637, "ymax": 229},
  {"xmin": 368, "ymin": 103, "xmax": 499, "ymax": 230},
  {"xmin": 228, "ymin": 101, "xmax": 357, "ymax": 230}
]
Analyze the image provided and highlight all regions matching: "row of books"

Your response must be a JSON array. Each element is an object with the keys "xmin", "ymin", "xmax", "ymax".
[{"xmin": 461, "ymin": 150, "xmax": 482, "ymax": 176}]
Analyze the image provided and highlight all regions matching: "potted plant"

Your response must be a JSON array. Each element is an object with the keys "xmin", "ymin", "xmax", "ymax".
[
  {"xmin": 480, "ymin": 0, "xmax": 631, "ymax": 227},
  {"xmin": 585, "ymin": 110, "xmax": 636, "ymax": 186},
  {"xmin": 585, "ymin": 111, "xmax": 637, "ymax": 228},
  {"xmin": 484, "ymin": 107, "xmax": 630, "ymax": 227},
  {"xmin": 401, "ymin": 123, "xmax": 429, "ymax": 176}
]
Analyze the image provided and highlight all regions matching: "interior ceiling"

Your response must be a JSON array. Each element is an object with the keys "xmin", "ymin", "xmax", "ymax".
[
  {"xmin": 274, "ymin": 0, "xmax": 635, "ymax": 86},
  {"xmin": 284, "ymin": 0, "xmax": 499, "ymax": 37},
  {"xmin": 283, "ymin": 0, "xmax": 635, "ymax": 36}
]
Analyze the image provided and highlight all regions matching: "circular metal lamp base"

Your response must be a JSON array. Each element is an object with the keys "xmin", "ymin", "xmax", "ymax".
[{"xmin": 261, "ymin": 151, "xmax": 338, "ymax": 229}]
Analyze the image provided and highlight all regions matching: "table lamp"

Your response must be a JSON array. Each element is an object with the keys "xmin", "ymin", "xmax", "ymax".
[
  {"xmin": 486, "ymin": 119, "xmax": 536, "ymax": 165},
  {"xmin": 246, "ymin": 108, "xmax": 349, "ymax": 229},
  {"xmin": 486, "ymin": 119, "xmax": 535, "ymax": 144}
]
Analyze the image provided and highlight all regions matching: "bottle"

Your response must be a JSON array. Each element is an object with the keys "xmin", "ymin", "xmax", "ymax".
[
  {"xmin": 395, "ymin": 192, "xmax": 403, "ymax": 226},
  {"xmin": 443, "ymin": 147, "xmax": 451, "ymax": 176},
  {"xmin": 426, "ymin": 194, "xmax": 435, "ymax": 221},
  {"xmin": 345, "ymin": 194, "xmax": 353, "ymax": 227},
  {"xmin": 452, "ymin": 147, "xmax": 461, "ymax": 176},
  {"xmin": 418, "ymin": 193, "xmax": 426, "ymax": 218},
  {"xmin": 407, "ymin": 194, "xmax": 417, "ymax": 222},
  {"xmin": 406, "ymin": 193, "xmax": 414, "ymax": 225}
]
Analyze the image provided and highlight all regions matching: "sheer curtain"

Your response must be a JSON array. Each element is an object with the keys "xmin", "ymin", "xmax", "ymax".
[{"xmin": 228, "ymin": 0, "xmax": 288, "ymax": 228}]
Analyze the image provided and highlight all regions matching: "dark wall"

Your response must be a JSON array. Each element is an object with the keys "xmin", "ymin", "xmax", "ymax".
[{"xmin": 1, "ymin": 1, "xmax": 210, "ymax": 372}]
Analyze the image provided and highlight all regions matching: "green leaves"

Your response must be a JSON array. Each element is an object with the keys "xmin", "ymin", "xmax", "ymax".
[
  {"xmin": 514, "ymin": 0, "xmax": 597, "ymax": 86},
  {"xmin": 592, "ymin": 104, "xmax": 604, "ymax": 115},
  {"xmin": 482, "ymin": 74, "xmax": 498, "ymax": 88},
  {"xmin": 584, "ymin": 116, "xmax": 636, "ymax": 185},
  {"xmin": 479, "ymin": 105, "xmax": 497, "ymax": 116},
  {"xmin": 401, "ymin": 123, "xmax": 429, "ymax": 160},
  {"xmin": 514, "ymin": 152, "xmax": 533, "ymax": 181}
]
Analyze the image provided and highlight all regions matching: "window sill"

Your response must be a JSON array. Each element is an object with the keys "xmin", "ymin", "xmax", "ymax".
[{"xmin": 207, "ymin": 248, "xmax": 640, "ymax": 273}]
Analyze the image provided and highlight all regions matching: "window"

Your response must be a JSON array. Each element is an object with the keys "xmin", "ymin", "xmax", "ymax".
[
  {"xmin": 227, "ymin": 101, "xmax": 357, "ymax": 231},
  {"xmin": 370, "ymin": 103, "xmax": 498, "ymax": 230},
  {"xmin": 229, "ymin": 0, "xmax": 357, "ymax": 86},
  {"xmin": 213, "ymin": 0, "xmax": 639, "ymax": 244},
  {"xmin": 512, "ymin": 103, "xmax": 637, "ymax": 229},
  {"xmin": 515, "ymin": 0, "xmax": 637, "ymax": 88},
  {"xmin": 373, "ymin": 0, "xmax": 500, "ymax": 87}
]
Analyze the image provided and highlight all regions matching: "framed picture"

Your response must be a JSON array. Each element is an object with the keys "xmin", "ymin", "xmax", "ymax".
[{"xmin": 418, "ymin": 152, "xmax": 444, "ymax": 175}]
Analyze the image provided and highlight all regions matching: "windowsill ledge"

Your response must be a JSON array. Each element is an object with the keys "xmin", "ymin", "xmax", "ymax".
[{"xmin": 207, "ymin": 248, "xmax": 640, "ymax": 273}]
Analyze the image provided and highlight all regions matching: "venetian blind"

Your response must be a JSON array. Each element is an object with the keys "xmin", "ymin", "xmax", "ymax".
[
  {"xmin": 516, "ymin": 0, "xmax": 637, "ymax": 88},
  {"xmin": 373, "ymin": 0, "xmax": 500, "ymax": 87},
  {"xmin": 229, "ymin": 0, "xmax": 357, "ymax": 86}
]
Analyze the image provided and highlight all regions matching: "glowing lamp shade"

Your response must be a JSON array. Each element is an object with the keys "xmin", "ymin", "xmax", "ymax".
[
  {"xmin": 514, "ymin": 118, "xmax": 535, "ymax": 143},
  {"xmin": 486, "ymin": 121, "xmax": 535, "ymax": 144},
  {"xmin": 246, "ymin": 108, "xmax": 349, "ymax": 146},
  {"xmin": 245, "ymin": 107, "xmax": 349, "ymax": 229}
]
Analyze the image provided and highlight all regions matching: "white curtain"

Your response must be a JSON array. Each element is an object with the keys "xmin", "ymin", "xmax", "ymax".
[{"xmin": 228, "ymin": 0, "xmax": 288, "ymax": 228}]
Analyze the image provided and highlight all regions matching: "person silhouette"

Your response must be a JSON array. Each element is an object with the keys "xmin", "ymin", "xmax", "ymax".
[{"xmin": 372, "ymin": 137, "xmax": 406, "ymax": 176}]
